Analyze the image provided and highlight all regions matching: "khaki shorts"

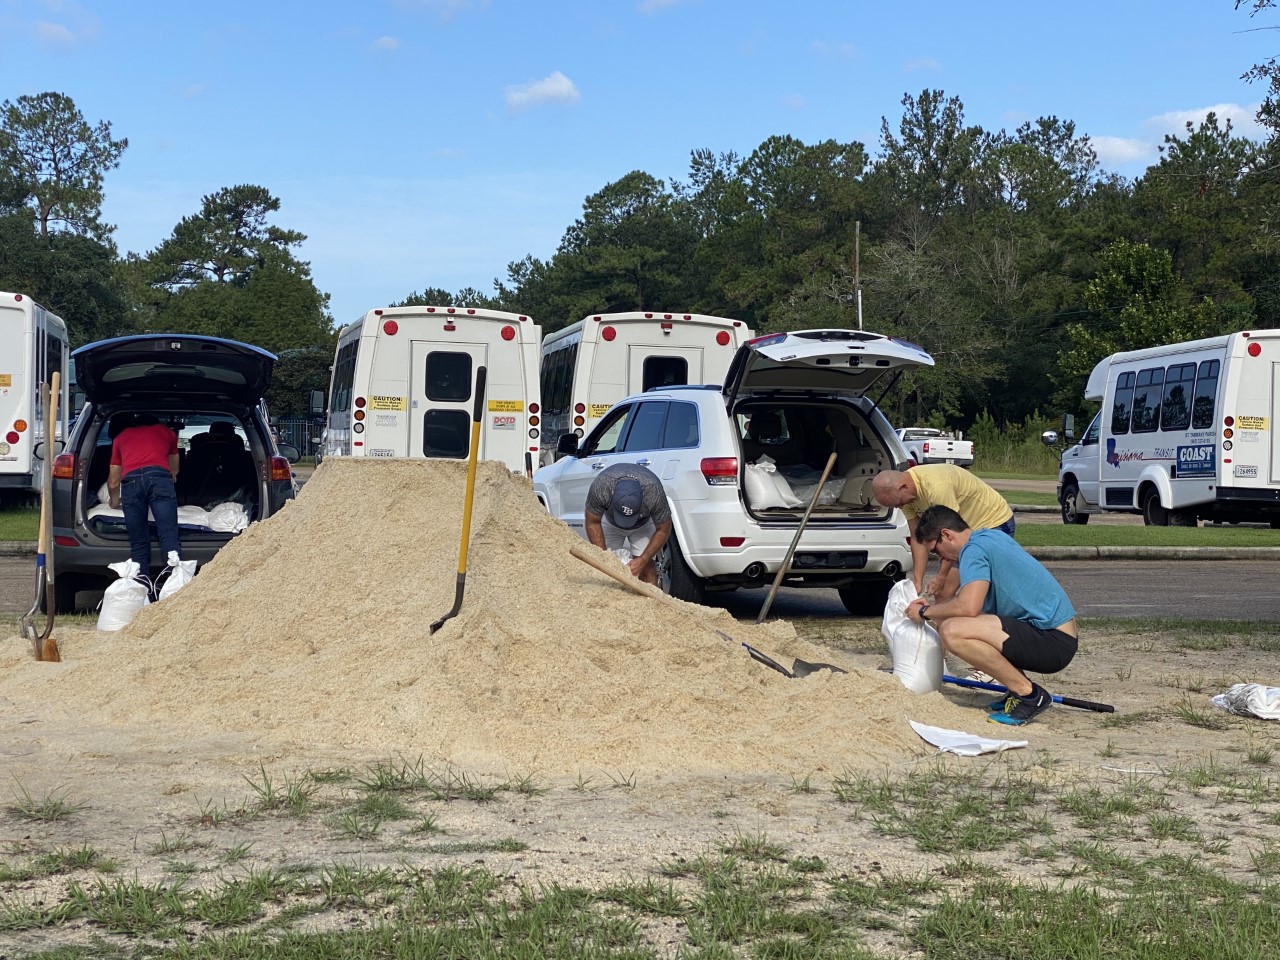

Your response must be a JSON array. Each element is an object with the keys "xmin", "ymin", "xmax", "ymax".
[{"xmin": 600, "ymin": 517, "xmax": 656, "ymax": 558}]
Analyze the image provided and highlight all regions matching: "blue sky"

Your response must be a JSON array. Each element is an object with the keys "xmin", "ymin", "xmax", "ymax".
[{"xmin": 2, "ymin": 0, "xmax": 1274, "ymax": 328}]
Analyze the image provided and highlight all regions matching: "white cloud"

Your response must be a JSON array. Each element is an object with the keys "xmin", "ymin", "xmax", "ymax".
[
  {"xmin": 182, "ymin": 83, "xmax": 209, "ymax": 100},
  {"xmin": 1142, "ymin": 102, "xmax": 1265, "ymax": 142},
  {"xmin": 504, "ymin": 71, "xmax": 581, "ymax": 114},
  {"xmin": 904, "ymin": 57, "xmax": 941, "ymax": 72},
  {"xmin": 370, "ymin": 35, "xmax": 400, "ymax": 53},
  {"xmin": 638, "ymin": 0, "xmax": 681, "ymax": 14},
  {"xmin": 781, "ymin": 94, "xmax": 807, "ymax": 112},
  {"xmin": 432, "ymin": 147, "xmax": 468, "ymax": 159},
  {"xmin": 22, "ymin": 0, "xmax": 99, "ymax": 51},
  {"xmin": 1091, "ymin": 135, "xmax": 1151, "ymax": 170},
  {"xmin": 33, "ymin": 19, "xmax": 75, "ymax": 48},
  {"xmin": 810, "ymin": 40, "xmax": 857, "ymax": 59}
]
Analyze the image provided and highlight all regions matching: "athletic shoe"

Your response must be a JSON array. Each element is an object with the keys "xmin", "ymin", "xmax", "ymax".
[
  {"xmin": 987, "ymin": 694, "xmax": 1012, "ymax": 712},
  {"xmin": 988, "ymin": 684, "xmax": 1052, "ymax": 726}
]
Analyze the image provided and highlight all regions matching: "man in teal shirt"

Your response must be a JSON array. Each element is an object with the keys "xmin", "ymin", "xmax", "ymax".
[{"xmin": 904, "ymin": 505, "xmax": 1078, "ymax": 726}]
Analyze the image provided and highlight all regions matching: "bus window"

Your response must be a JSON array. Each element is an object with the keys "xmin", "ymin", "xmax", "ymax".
[
  {"xmin": 422, "ymin": 410, "xmax": 470, "ymax": 458},
  {"xmin": 426, "ymin": 352, "xmax": 472, "ymax": 402},
  {"xmin": 1130, "ymin": 368, "xmax": 1163, "ymax": 433},
  {"xmin": 1191, "ymin": 359, "xmax": 1219, "ymax": 429},
  {"xmin": 643, "ymin": 355, "xmax": 688, "ymax": 392},
  {"xmin": 1111, "ymin": 371, "xmax": 1135, "ymax": 434},
  {"xmin": 1159, "ymin": 363, "xmax": 1195, "ymax": 431}
]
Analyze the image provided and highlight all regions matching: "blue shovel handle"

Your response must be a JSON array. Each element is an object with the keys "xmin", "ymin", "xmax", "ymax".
[{"xmin": 943, "ymin": 674, "xmax": 1114, "ymax": 714}]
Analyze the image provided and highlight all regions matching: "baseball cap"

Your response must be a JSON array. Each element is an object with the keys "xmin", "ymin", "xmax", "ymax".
[{"xmin": 608, "ymin": 478, "xmax": 647, "ymax": 529}]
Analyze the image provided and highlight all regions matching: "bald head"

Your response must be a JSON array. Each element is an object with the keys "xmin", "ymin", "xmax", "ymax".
[{"xmin": 872, "ymin": 470, "xmax": 914, "ymax": 508}]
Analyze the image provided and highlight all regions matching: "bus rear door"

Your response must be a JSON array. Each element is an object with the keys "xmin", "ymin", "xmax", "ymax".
[{"xmin": 410, "ymin": 341, "xmax": 487, "ymax": 460}]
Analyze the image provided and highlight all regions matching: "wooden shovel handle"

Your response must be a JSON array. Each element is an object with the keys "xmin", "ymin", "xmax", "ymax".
[{"xmin": 570, "ymin": 541, "xmax": 671, "ymax": 604}]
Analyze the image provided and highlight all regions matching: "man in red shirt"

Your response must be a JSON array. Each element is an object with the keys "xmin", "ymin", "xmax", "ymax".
[{"xmin": 107, "ymin": 414, "xmax": 182, "ymax": 571}]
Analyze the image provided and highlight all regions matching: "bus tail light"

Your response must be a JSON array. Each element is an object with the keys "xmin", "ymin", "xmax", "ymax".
[
  {"xmin": 601, "ymin": 325, "xmax": 617, "ymax": 342},
  {"xmin": 13, "ymin": 419, "xmax": 28, "ymax": 433},
  {"xmin": 382, "ymin": 320, "xmax": 399, "ymax": 336},
  {"xmin": 574, "ymin": 403, "xmax": 585, "ymax": 414},
  {"xmin": 270, "ymin": 456, "xmax": 292, "ymax": 481},
  {"xmin": 501, "ymin": 325, "xmax": 516, "ymax": 341},
  {"xmin": 355, "ymin": 397, "xmax": 367, "ymax": 408},
  {"xmin": 5, "ymin": 431, "xmax": 18, "ymax": 445},
  {"xmin": 716, "ymin": 331, "xmax": 731, "ymax": 345},
  {"xmin": 700, "ymin": 457, "xmax": 738, "ymax": 485},
  {"xmin": 529, "ymin": 402, "xmax": 539, "ymax": 414}
]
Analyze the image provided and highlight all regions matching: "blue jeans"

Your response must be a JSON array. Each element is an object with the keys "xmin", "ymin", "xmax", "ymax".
[{"xmin": 120, "ymin": 466, "xmax": 180, "ymax": 569}]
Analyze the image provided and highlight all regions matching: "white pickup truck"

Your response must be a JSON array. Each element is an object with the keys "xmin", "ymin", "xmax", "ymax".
[{"xmin": 895, "ymin": 428, "xmax": 974, "ymax": 468}]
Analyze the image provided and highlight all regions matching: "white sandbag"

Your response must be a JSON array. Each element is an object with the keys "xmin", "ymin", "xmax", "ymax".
[
  {"xmin": 97, "ymin": 559, "xmax": 150, "ymax": 632},
  {"xmin": 157, "ymin": 551, "xmax": 198, "ymax": 602},
  {"xmin": 1211, "ymin": 684, "xmax": 1280, "ymax": 720},
  {"xmin": 790, "ymin": 476, "xmax": 847, "ymax": 506},
  {"xmin": 207, "ymin": 501, "xmax": 249, "ymax": 532},
  {"xmin": 745, "ymin": 456, "xmax": 803, "ymax": 509},
  {"xmin": 613, "ymin": 548, "xmax": 634, "ymax": 565},
  {"xmin": 881, "ymin": 579, "xmax": 943, "ymax": 694}
]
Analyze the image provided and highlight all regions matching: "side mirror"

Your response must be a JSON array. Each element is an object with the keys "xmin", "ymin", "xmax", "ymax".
[
  {"xmin": 309, "ymin": 389, "xmax": 325, "ymax": 415},
  {"xmin": 32, "ymin": 439, "xmax": 66, "ymax": 460},
  {"xmin": 1040, "ymin": 430, "xmax": 1059, "ymax": 447},
  {"xmin": 556, "ymin": 433, "xmax": 580, "ymax": 458},
  {"xmin": 277, "ymin": 442, "xmax": 301, "ymax": 463},
  {"xmin": 1061, "ymin": 413, "xmax": 1076, "ymax": 444}
]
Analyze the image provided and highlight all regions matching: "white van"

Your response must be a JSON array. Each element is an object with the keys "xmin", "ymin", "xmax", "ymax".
[
  {"xmin": 320, "ymin": 305, "xmax": 543, "ymax": 474},
  {"xmin": 1049, "ymin": 329, "xmax": 1280, "ymax": 525},
  {"xmin": 539, "ymin": 311, "xmax": 752, "ymax": 464},
  {"xmin": 0, "ymin": 291, "xmax": 70, "ymax": 501}
]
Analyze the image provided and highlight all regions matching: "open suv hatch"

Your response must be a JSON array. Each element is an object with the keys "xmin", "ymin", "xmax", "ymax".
[{"xmin": 49, "ymin": 335, "xmax": 299, "ymax": 612}]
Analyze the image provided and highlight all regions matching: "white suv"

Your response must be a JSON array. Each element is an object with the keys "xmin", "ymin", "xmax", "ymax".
[{"xmin": 532, "ymin": 329, "xmax": 933, "ymax": 614}]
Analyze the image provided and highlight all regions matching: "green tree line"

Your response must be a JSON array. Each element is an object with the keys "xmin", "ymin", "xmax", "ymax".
[{"xmin": 3, "ymin": 2, "xmax": 1278, "ymax": 421}]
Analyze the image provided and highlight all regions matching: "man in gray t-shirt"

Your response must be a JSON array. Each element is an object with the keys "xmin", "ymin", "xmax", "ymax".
[{"xmin": 584, "ymin": 463, "xmax": 673, "ymax": 585}]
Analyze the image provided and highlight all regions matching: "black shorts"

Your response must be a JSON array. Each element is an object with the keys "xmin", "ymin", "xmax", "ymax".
[{"xmin": 999, "ymin": 618, "xmax": 1077, "ymax": 674}]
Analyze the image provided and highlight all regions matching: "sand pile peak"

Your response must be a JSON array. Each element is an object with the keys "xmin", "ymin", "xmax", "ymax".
[{"xmin": 2, "ymin": 458, "xmax": 981, "ymax": 775}]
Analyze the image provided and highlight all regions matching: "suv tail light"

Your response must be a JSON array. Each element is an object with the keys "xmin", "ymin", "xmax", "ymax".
[
  {"xmin": 53, "ymin": 453, "xmax": 76, "ymax": 479},
  {"xmin": 700, "ymin": 457, "xmax": 738, "ymax": 485},
  {"xmin": 270, "ymin": 456, "xmax": 292, "ymax": 481}
]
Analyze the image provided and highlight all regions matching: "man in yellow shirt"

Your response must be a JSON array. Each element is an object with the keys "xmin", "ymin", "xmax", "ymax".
[{"xmin": 872, "ymin": 464, "xmax": 1014, "ymax": 600}]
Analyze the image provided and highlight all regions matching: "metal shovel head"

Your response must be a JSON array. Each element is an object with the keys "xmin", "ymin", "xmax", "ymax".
[
  {"xmin": 742, "ymin": 643, "xmax": 794, "ymax": 679},
  {"xmin": 791, "ymin": 658, "xmax": 847, "ymax": 679}
]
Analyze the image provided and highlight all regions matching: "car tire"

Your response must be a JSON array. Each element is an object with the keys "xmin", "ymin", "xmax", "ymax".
[
  {"xmin": 1060, "ymin": 482, "xmax": 1089, "ymax": 525},
  {"xmin": 838, "ymin": 579, "xmax": 894, "ymax": 617},
  {"xmin": 1141, "ymin": 489, "xmax": 1170, "ymax": 526},
  {"xmin": 658, "ymin": 534, "xmax": 705, "ymax": 605},
  {"xmin": 1169, "ymin": 509, "xmax": 1197, "ymax": 527}
]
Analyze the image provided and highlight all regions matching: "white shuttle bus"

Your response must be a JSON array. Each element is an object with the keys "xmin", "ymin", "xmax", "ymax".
[
  {"xmin": 0, "ymin": 291, "xmax": 70, "ymax": 500},
  {"xmin": 1050, "ymin": 329, "xmax": 1280, "ymax": 526},
  {"xmin": 539, "ymin": 311, "xmax": 753, "ymax": 463},
  {"xmin": 320, "ymin": 305, "xmax": 543, "ymax": 475}
]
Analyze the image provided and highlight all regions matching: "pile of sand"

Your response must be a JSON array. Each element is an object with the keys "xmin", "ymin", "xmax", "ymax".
[{"xmin": 1, "ymin": 459, "xmax": 980, "ymax": 775}]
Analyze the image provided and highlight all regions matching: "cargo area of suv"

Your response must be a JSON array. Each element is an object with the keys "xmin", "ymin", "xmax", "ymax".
[{"xmin": 50, "ymin": 335, "xmax": 298, "ymax": 613}]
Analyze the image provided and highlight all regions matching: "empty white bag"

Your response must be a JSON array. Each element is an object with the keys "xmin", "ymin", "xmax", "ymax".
[
  {"xmin": 881, "ymin": 579, "xmax": 943, "ymax": 694},
  {"xmin": 97, "ymin": 559, "xmax": 150, "ymax": 632}
]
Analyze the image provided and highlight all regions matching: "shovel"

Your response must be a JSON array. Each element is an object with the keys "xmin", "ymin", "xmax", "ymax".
[
  {"xmin": 569, "ymin": 543, "xmax": 846, "ymax": 680},
  {"xmin": 429, "ymin": 366, "xmax": 487, "ymax": 635},
  {"xmin": 19, "ymin": 374, "xmax": 62, "ymax": 662},
  {"xmin": 755, "ymin": 451, "xmax": 838, "ymax": 624}
]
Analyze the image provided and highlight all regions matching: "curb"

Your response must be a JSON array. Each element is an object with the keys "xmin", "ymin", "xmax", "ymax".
[
  {"xmin": 1011, "ymin": 504, "xmax": 1058, "ymax": 514},
  {"xmin": 0, "ymin": 542, "xmax": 37, "ymax": 557},
  {"xmin": 1028, "ymin": 546, "xmax": 1280, "ymax": 561}
]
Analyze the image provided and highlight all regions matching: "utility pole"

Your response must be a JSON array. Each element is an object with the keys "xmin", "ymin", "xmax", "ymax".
[{"xmin": 853, "ymin": 220, "xmax": 863, "ymax": 330}]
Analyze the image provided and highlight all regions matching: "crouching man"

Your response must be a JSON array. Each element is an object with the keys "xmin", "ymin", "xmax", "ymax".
[{"xmin": 905, "ymin": 505, "xmax": 1078, "ymax": 726}]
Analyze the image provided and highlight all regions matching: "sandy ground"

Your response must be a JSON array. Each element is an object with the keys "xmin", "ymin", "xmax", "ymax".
[{"xmin": 3, "ymin": 461, "xmax": 1277, "ymax": 955}]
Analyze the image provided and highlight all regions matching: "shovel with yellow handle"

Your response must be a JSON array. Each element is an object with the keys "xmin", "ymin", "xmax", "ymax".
[
  {"xmin": 430, "ymin": 366, "xmax": 487, "ymax": 635},
  {"xmin": 19, "ymin": 372, "xmax": 63, "ymax": 661}
]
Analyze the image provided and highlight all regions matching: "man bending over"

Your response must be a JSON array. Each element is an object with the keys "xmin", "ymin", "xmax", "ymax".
[{"xmin": 905, "ymin": 505, "xmax": 1078, "ymax": 726}]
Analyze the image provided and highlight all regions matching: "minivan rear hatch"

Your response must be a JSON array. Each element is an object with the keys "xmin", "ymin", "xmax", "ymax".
[
  {"xmin": 722, "ymin": 329, "xmax": 934, "ymax": 404},
  {"xmin": 73, "ymin": 335, "xmax": 276, "ymax": 404}
]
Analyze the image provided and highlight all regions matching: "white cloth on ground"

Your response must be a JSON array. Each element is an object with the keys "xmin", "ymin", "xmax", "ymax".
[
  {"xmin": 909, "ymin": 721, "xmax": 1029, "ymax": 756},
  {"xmin": 1211, "ymin": 684, "xmax": 1280, "ymax": 720}
]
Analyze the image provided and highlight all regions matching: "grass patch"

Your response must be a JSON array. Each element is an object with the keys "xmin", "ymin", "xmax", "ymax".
[
  {"xmin": 1016, "ymin": 525, "xmax": 1280, "ymax": 548},
  {"xmin": 996, "ymin": 489, "xmax": 1060, "ymax": 507},
  {"xmin": 0, "ymin": 504, "xmax": 38, "ymax": 540}
]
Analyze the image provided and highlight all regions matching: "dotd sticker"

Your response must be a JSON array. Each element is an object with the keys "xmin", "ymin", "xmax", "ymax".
[
  {"xmin": 491, "ymin": 415, "xmax": 517, "ymax": 430},
  {"xmin": 1176, "ymin": 444, "xmax": 1216, "ymax": 478}
]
